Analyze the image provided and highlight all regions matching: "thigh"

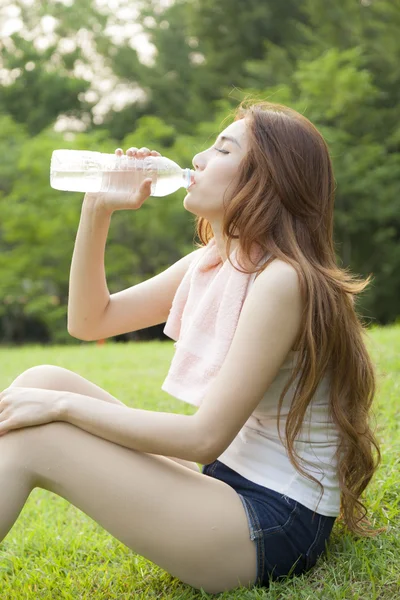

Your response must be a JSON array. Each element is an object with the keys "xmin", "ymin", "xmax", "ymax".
[
  {"xmin": 5, "ymin": 421, "xmax": 258, "ymax": 594},
  {"xmin": 10, "ymin": 364, "xmax": 201, "ymax": 473},
  {"xmin": 203, "ymin": 460, "xmax": 336, "ymax": 587}
]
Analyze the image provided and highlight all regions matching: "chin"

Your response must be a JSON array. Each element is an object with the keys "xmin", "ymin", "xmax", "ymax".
[
  {"xmin": 183, "ymin": 191, "xmax": 218, "ymax": 218},
  {"xmin": 183, "ymin": 204, "xmax": 201, "ymax": 218},
  {"xmin": 183, "ymin": 197, "xmax": 206, "ymax": 218}
]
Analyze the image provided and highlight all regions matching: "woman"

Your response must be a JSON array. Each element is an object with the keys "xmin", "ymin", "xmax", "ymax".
[{"xmin": 0, "ymin": 100, "xmax": 383, "ymax": 594}]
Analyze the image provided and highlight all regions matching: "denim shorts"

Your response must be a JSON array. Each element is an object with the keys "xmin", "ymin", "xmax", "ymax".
[{"xmin": 202, "ymin": 459, "xmax": 336, "ymax": 588}]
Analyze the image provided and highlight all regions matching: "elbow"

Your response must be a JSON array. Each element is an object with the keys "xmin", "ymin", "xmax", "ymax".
[
  {"xmin": 192, "ymin": 416, "xmax": 220, "ymax": 464},
  {"xmin": 67, "ymin": 324, "xmax": 93, "ymax": 341},
  {"xmin": 201, "ymin": 449, "xmax": 217, "ymax": 465},
  {"xmin": 201, "ymin": 434, "xmax": 227, "ymax": 464},
  {"xmin": 196, "ymin": 444, "xmax": 211, "ymax": 465},
  {"xmin": 198, "ymin": 438, "xmax": 220, "ymax": 465}
]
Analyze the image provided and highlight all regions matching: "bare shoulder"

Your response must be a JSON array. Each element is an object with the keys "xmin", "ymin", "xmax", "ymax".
[
  {"xmin": 255, "ymin": 257, "xmax": 301, "ymax": 289},
  {"xmin": 254, "ymin": 258, "xmax": 304, "ymax": 351}
]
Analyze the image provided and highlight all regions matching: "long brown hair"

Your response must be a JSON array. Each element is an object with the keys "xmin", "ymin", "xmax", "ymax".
[{"xmin": 195, "ymin": 99, "xmax": 384, "ymax": 537}]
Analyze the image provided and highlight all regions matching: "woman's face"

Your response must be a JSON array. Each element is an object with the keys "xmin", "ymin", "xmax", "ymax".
[{"xmin": 184, "ymin": 119, "xmax": 248, "ymax": 221}]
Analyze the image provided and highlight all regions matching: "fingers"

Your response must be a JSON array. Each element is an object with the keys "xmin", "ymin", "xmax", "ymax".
[
  {"xmin": 142, "ymin": 178, "xmax": 153, "ymax": 192},
  {"xmin": 127, "ymin": 148, "xmax": 162, "ymax": 157},
  {"xmin": 129, "ymin": 147, "xmax": 150, "ymax": 156},
  {"xmin": 114, "ymin": 147, "xmax": 162, "ymax": 157},
  {"xmin": 136, "ymin": 177, "xmax": 153, "ymax": 206}
]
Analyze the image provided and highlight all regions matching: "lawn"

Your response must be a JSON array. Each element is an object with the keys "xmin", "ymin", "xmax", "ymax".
[{"xmin": 0, "ymin": 325, "xmax": 398, "ymax": 599}]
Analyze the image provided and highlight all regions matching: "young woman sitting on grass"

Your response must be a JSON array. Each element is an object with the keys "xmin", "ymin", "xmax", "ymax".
[{"xmin": 0, "ymin": 99, "xmax": 384, "ymax": 594}]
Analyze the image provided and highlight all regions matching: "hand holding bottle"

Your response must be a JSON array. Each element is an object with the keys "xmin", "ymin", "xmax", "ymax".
[
  {"xmin": 51, "ymin": 146, "xmax": 194, "ymax": 203},
  {"xmin": 84, "ymin": 147, "xmax": 162, "ymax": 214}
]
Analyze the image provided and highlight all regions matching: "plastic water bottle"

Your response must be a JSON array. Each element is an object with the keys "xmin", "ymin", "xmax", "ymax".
[{"xmin": 50, "ymin": 149, "xmax": 195, "ymax": 197}]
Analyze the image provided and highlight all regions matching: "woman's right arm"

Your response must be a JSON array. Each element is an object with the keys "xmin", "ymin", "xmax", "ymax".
[
  {"xmin": 67, "ymin": 145, "xmax": 202, "ymax": 341},
  {"xmin": 67, "ymin": 194, "xmax": 202, "ymax": 342},
  {"xmin": 67, "ymin": 196, "xmax": 114, "ymax": 339}
]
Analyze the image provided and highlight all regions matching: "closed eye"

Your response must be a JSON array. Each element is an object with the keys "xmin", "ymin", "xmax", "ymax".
[{"xmin": 214, "ymin": 147, "xmax": 230, "ymax": 154}]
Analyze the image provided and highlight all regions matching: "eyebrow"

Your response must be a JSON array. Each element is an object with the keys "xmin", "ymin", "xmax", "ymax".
[{"xmin": 216, "ymin": 134, "xmax": 242, "ymax": 149}]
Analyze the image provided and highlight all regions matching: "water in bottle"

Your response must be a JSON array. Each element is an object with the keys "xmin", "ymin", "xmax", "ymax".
[{"xmin": 50, "ymin": 150, "xmax": 195, "ymax": 197}]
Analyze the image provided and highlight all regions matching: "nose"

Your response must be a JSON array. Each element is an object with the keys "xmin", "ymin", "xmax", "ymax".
[{"xmin": 192, "ymin": 151, "xmax": 205, "ymax": 172}]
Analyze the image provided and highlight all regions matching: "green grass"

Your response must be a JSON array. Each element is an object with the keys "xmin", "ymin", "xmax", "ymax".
[{"xmin": 0, "ymin": 325, "xmax": 398, "ymax": 599}]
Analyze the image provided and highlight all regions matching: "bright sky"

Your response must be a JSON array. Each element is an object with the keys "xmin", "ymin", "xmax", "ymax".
[{"xmin": 0, "ymin": 0, "xmax": 175, "ymax": 131}]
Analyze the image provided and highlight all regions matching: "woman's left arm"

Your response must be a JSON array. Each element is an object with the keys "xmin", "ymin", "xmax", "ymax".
[
  {"xmin": 0, "ymin": 386, "xmax": 207, "ymax": 463},
  {"xmin": 60, "ymin": 393, "xmax": 206, "ymax": 462}
]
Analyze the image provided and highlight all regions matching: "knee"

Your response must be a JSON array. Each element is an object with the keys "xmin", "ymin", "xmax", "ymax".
[{"xmin": 11, "ymin": 365, "xmax": 64, "ymax": 389}]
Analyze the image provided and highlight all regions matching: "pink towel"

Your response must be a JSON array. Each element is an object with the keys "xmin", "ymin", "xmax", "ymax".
[{"xmin": 161, "ymin": 237, "xmax": 270, "ymax": 406}]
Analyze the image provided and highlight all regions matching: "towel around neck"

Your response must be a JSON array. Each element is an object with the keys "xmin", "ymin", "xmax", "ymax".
[{"xmin": 161, "ymin": 237, "xmax": 270, "ymax": 406}]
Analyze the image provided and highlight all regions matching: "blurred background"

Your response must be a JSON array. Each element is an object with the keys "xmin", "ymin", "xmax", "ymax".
[{"xmin": 0, "ymin": 0, "xmax": 399, "ymax": 346}]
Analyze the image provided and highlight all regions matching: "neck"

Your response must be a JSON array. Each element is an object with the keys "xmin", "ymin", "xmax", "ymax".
[{"xmin": 211, "ymin": 232, "xmax": 240, "ymax": 264}]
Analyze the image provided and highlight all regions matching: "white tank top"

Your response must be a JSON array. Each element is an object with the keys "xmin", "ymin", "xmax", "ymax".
[{"xmin": 216, "ymin": 263, "xmax": 341, "ymax": 517}]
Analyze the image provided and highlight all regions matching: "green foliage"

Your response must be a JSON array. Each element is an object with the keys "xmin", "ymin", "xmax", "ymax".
[
  {"xmin": 0, "ymin": 326, "xmax": 398, "ymax": 598},
  {"xmin": 0, "ymin": 0, "xmax": 399, "ymax": 342}
]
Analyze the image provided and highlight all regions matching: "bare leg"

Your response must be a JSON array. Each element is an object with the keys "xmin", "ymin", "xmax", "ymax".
[
  {"xmin": 0, "ymin": 429, "xmax": 37, "ymax": 543},
  {"xmin": 0, "ymin": 420, "xmax": 257, "ymax": 594},
  {"xmin": 9, "ymin": 365, "xmax": 201, "ymax": 472}
]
